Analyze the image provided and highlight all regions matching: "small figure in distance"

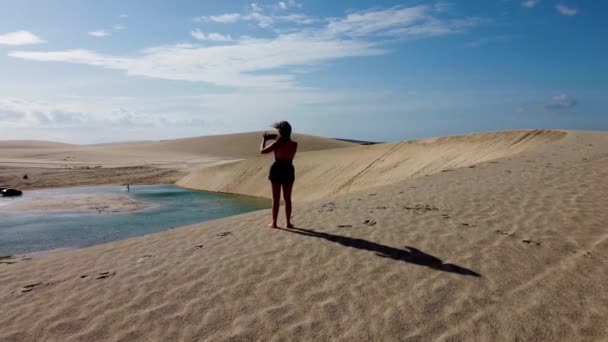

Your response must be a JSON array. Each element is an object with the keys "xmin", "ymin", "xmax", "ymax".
[
  {"xmin": 260, "ymin": 121, "xmax": 298, "ymax": 228},
  {"xmin": 126, "ymin": 184, "xmax": 130, "ymax": 192}
]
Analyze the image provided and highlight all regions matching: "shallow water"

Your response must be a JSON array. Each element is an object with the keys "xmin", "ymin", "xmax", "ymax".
[{"xmin": 0, "ymin": 185, "xmax": 270, "ymax": 255}]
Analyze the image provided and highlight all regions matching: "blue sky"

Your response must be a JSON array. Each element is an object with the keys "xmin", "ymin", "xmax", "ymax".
[{"xmin": 0, "ymin": 0, "xmax": 606, "ymax": 143}]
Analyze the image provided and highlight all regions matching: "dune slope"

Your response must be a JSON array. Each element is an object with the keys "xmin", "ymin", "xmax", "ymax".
[{"xmin": 178, "ymin": 130, "xmax": 566, "ymax": 201}]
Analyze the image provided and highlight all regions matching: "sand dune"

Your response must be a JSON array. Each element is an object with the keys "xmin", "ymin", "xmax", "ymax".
[
  {"xmin": 0, "ymin": 141, "xmax": 73, "ymax": 149},
  {"xmin": 0, "ymin": 132, "xmax": 354, "ymax": 190},
  {"xmin": 1, "ymin": 129, "xmax": 607, "ymax": 341},
  {"xmin": 178, "ymin": 130, "xmax": 566, "ymax": 201},
  {"xmin": 89, "ymin": 131, "xmax": 357, "ymax": 159}
]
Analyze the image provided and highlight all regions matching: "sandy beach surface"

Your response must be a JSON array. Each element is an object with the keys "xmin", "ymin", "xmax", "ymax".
[
  {"xmin": 1, "ymin": 129, "xmax": 607, "ymax": 341},
  {"xmin": 0, "ymin": 193, "xmax": 152, "ymax": 213}
]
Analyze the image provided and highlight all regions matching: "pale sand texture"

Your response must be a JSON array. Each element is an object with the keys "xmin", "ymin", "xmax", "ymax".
[
  {"xmin": 178, "ymin": 130, "xmax": 566, "ymax": 201},
  {"xmin": 0, "ymin": 193, "xmax": 152, "ymax": 213},
  {"xmin": 0, "ymin": 132, "xmax": 355, "ymax": 190},
  {"xmin": 1, "ymin": 130, "xmax": 607, "ymax": 341}
]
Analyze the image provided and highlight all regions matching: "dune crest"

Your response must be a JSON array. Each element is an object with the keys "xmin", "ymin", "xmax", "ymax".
[{"xmin": 178, "ymin": 130, "xmax": 566, "ymax": 201}]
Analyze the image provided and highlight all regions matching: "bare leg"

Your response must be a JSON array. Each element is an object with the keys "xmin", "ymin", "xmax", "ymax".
[
  {"xmin": 283, "ymin": 181, "xmax": 294, "ymax": 228},
  {"xmin": 270, "ymin": 182, "xmax": 281, "ymax": 228}
]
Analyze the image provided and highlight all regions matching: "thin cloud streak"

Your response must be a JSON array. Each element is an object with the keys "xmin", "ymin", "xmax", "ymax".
[
  {"xmin": 88, "ymin": 30, "xmax": 110, "ymax": 37},
  {"xmin": 556, "ymin": 3, "xmax": 578, "ymax": 16},
  {"xmin": 522, "ymin": 0, "xmax": 541, "ymax": 8},
  {"xmin": 546, "ymin": 94, "xmax": 577, "ymax": 109},
  {"xmin": 191, "ymin": 29, "xmax": 233, "ymax": 42}
]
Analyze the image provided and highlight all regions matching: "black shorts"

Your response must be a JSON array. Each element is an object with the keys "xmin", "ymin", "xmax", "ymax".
[{"xmin": 269, "ymin": 160, "xmax": 295, "ymax": 184}]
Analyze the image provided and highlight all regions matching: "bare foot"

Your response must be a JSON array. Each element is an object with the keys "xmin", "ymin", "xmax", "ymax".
[
  {"xmin": 268, "ymin": 223, "xmax": 278, "ymax": 228},
  {"xmin": 286, "ymin": 223, "xmax": 294, "ymax": 228}
]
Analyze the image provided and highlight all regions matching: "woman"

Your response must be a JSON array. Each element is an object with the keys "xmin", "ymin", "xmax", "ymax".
[{"xmin": 260, "ymin": 121, "xmax": 298, "ymax": 228}]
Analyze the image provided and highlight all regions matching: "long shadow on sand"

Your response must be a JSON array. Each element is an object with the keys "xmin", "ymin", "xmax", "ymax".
[{"xmin": 278, "ymin": 227, "xmax": 481, "ymax": 277}]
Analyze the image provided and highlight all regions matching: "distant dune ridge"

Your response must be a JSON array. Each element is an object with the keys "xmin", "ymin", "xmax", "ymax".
[
  {"xmin": 2, "ymin": 129, "xmax": 608, "ymax": 341},
  {"xmin": 0, "ymin": 132, "xmax": 356, "ymax": 189},
  {"xmin": 178, "ymin": 130, "xmax": 566, "ymax": 201}
]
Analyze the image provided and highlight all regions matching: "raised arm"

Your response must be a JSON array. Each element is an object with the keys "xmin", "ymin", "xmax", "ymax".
[{"xmin": 260, "ymin": 134, "xmax": 277, "ymax": 154}]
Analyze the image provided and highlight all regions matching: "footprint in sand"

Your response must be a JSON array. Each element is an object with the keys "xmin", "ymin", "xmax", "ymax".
[
  {"xmin": 522, "ymin": 239, "xmax": 541, "ymax": 246},
  {"xmin": 194, "ymin": 245, "xmax": 204, "ymax": 249},
  {"xmin": 376, "ymin": 206, "xmax": 387, "ymax": 209},
  {"xmin": 495, "ymin": 229, "xmax": 515, "ymax": 237},
  {"xmin": 363, "ymin": 219, "xmax": 377, "ymax": 226},
  {"xmin": 319, "ymin": 202, "xmax": 336, "ymax": 212},
  {"xmin": 441, "ymin": 214, "xmax": 451, "ymax": 219},
  {"xmin": 217, "ymin": 232, "xmax": 233, "ymax": 237},
  {"xmin": 404, "ymin": 204, "xmax": 439, "ymax": 213},
  {"xmin": 137, "ymin": 254, "xmax": 154, "ymax": 262},
  {"xmin": 20, "ymin": 282, "xmax": 42, "ymax": 293},
  {"xmin": 0, "ymin": 255, "xmax": 17, "ymax": 265},
  {"xmin": 95, "ymin": 271, "xmax": 116, "ymax": 280},
  {"xmin": 337, "ymin": 224, "xmax": 353, "ymax": 228},
  {"xmin": 461, "ymin": 223, "xmax": 478, "ymax": 228}
]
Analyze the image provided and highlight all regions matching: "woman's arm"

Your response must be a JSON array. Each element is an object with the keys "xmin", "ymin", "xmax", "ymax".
[{"xmin": 260, "ymin": 134, "xmax": 277, "ymax": 154}]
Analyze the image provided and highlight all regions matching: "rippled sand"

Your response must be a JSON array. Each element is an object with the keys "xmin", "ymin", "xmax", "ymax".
[{"xmin": 1, "ymin": 130, "xmax": 607, "ymax": 341}]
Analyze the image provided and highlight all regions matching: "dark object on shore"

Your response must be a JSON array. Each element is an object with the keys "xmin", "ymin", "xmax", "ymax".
[
  {"xmin": 1, "ymin": 188, "xmax": 23, "ymax": 197},
  {"xmin": 23, "ymin": 174, "xmax": 28, "ymax": 179}
]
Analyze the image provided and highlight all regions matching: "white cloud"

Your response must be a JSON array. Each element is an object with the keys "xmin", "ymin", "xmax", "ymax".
[
  {"xmin": 0, "ymin": 30, "xmax": 44, "ymax": 45},
  {"xmin": 207, "ymin": 33, "xmax": 233, "ymax": 42},
  {"xmin": 190, "ymin": 29, "xmax": 206, "ymax": 41},
  {"xmin": 433, "ymin": 2, "xmax": 452, "ymax": 12},
  {"xmin": 250, "ymin": 3, "xmax": 263, "ymax": 13},
  {"xmin": 277, "ymin": 0, "xmax": 302, "ymax": 10},
  {"xmin": 9, "ymin": 38, "xmax": 382, "ymax": 89},
  {"xmin": 10, "ymin": 4, "xmax": 482, "ymax": 89},
  {"xmin": 522, "ymin": 0, "xmax": 541, "ymax": 8},
  {"xmin": 546, "ymin": 94, "xmax": 577, "ymax": 109},
  {"xmin": 88, "ymin": 24, "xmax": 127, "ymax": 38},
  {"xmin": 275, "ymin": 14, "xmax": 318, "ymax": 25},
  {"xmin": 119, "ymin": 13, "xmax": 128, "ymax": 18},
  {"xmin": 0, "ymin": 98, "xmax": 86, "ymax": 126},
  {"xmin": 326, "ymin": 6, "xmax": 481, "ymax": 39},
  {"xmin": 198, "ymin": 3, "xmax": 310, "ymax": 28},
  {"xmin": 88, "ymin": 30, "xmax": 110, "ymax": 37},
  {"xmin": 191, "ymin": 29, "xmax": 233, "ymax": 42},
  {"xmin": 248, "ymin": 12, "xmax": 274, "ymax": 28},
  {"xmin": 556, "ymin": 3, "xmax": 578, "ymax": 16},
  {"xmin": 202, "ymin": 13, "xmax": 242, "ymax": 23}
]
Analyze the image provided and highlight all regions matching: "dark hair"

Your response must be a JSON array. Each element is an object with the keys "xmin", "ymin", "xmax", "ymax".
[{"xmin": 273, "ymin": 121, "xmax": 292, "ymax": 140}]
